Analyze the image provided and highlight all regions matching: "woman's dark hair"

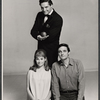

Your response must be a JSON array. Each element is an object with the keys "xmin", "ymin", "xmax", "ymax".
[
  {"xmin": 58, "ymin": 43, "xmax": 70, "ymax": 52},
  {"xmin": 39, "ymin": 0, "xmax": 53, "ymax": 5},
  {"xmin": 29, "ymin": 49, "xmax": 50, "ymax": 72}
]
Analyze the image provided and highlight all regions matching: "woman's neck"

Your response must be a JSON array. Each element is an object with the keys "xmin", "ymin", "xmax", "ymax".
[{"xmin": 37, "ymin": 65, "xmax": 44, "ymax": 69}]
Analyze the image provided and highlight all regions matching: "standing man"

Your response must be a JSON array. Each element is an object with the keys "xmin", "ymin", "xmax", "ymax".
[
  {"xmin": 30, "ymin": 0, "xmax": 63, "ymax": 68},
  {"xmin": 51, "ymin": 43, "xmax": 85, "ymax": 100}
]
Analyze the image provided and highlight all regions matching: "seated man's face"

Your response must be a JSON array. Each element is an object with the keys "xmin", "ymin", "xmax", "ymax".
[
  {"xmin": 58, "ymin": 46, "xmax": 70, "ymax": 60},
  {"xmin": 40, "ymin": 2, "xmax": 52, "ymax": 15}
]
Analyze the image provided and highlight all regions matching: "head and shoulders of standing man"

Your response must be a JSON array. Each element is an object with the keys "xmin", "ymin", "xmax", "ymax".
[{"xmin": 37, "ymin": 0, "xmax": 62, "ymax": 20}]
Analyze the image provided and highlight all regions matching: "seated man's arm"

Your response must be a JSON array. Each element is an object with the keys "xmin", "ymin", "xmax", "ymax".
[
  {"xmin": 51, "ymin": 63, "xmax": 60, "ymax": 100},
  {"xmin": 77, "ymin": 60, "xmax": 85, "ymax": 100}
]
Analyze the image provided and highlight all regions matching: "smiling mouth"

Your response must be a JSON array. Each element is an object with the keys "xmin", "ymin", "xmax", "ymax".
[
  {"xmin": 43, "ymin": 11, "xmax": 48, "ymax": 14},
  {"xmin": 61, "ymin": 55, "xmax": 64, "ymax": 57}
]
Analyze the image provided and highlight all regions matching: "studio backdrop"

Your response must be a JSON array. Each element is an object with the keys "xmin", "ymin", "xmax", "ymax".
[{"xmin": 3, "ymin": 0, "xmax": 98, "ymax": 75}]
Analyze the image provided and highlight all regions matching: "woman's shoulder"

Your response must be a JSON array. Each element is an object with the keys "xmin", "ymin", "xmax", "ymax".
[
  {"xmin": 27, "ymin": 69, "xmax": 33, "ymax": 75},
  {"xmin": 27, "ymin": 66, "xmax": 36, "ymax": 74},
  {"xmin": 29, "ymin": 66, "xmax": 37, "ymax": 72}
]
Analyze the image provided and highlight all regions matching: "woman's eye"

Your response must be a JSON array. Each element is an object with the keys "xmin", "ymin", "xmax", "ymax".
[{"xmin": 63, "ymin": 50, "xmax": 66, "ymax": 52}]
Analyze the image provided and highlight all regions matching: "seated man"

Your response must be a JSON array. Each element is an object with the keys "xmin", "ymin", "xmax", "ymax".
[{"xmin": 51, "ymin": 43, "xmax": 85, "ymax": 100}]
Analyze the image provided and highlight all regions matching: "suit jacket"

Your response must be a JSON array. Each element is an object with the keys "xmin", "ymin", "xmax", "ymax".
[{"xmin": 30, "ymin": 10, "xmax": 63, "ymax": 67}]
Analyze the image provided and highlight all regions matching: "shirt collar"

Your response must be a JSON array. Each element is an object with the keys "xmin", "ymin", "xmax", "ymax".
[
  {"xmin": 48, "ymin": 9, "xmax": 53, "ymax": 15},
  {"xmin": 69, "ymin": 58, "xmax": 74, "ymax": 66},
  {"xmin": 59, "ymin": 58, "xmax": 74, "ymax": 66}
]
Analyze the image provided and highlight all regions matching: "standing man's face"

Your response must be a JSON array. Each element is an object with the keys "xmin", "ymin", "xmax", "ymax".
[
  {"xmin": 58, "ymin": 46, "xmax": 70, "ymax": 60},
  {"xmin": 40, "ymin": 2, "xmax": 52, "ymax": 15}
]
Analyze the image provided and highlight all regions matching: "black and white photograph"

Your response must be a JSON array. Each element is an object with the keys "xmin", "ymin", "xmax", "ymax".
[{"xmin": 3, "ymin": 0, "xmax": 98, "ymax": 100}]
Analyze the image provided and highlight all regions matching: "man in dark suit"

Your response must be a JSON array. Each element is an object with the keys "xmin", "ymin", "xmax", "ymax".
[{"xmin": 30, "ymin": 0, "xmax": 63, "ymax": 68}]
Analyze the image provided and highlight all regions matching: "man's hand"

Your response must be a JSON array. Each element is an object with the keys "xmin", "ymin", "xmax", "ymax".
[
  {"xmin": 37, "ymin": 35, "xmax": 42, "ymax": 41},
  {"xmin": 42, "ymin": 35, "xmax": 49, "ymax": 40},
  {"xmin": 37, "ymin": 35, "xmax": 49, "ymax": 41}
]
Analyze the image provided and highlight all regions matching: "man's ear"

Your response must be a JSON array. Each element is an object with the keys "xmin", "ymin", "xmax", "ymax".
[{"xmin": 68, "ymin": 52, "xmax": 70, "ymax": 56}]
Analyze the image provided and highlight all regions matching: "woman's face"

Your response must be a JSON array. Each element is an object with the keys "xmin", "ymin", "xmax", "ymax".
[{"xmin": 36, "ymin": 56, "xmax": 46, "ymax": 68}]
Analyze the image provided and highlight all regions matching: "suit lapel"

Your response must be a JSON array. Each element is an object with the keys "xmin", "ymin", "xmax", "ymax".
[{"xmin": 45, "ymin": 10, "xmax": 56, "ymax": 24}]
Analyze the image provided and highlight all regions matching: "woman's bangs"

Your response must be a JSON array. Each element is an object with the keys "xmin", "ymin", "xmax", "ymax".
[{"xmin": 36, "ymin": 51, "xmax": 45, "ymax": 58}]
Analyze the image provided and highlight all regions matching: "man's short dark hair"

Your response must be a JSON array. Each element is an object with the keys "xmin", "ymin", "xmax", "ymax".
[
  {"xmin": 39, "ymin": 0, "xmax": 53, "ymax": 5},
  {"xmin": 58, "ymin": 43, "xmax": 70, "ymax": 52}
]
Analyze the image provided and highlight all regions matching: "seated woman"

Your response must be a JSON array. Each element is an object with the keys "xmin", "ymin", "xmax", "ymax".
[{"xmin": 27, "ymin": 49, "xmax": 51, "ymax": 100}]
